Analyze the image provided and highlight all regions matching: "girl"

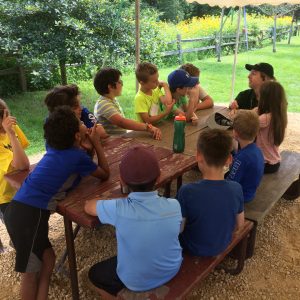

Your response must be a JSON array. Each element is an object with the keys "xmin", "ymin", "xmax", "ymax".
[
  {"xmin": 0, "ymin": 99, "xmax": 30, "ymax": 251},
  {"xmin": 255, "ymin": 81, "xmax": 288, "ymax": 173}
]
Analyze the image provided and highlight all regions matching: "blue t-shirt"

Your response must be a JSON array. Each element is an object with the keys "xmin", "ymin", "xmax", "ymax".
[
  {"xmin": 81, "ymin": 107, "xmax": 97, "ymax": 128},
  {"xmin": 97, "ymin": 191, "xmax": 182, "ymax": 291},
  {"xmin": 14, "ymin": 147, "xmax": 97, "ymax": 210},
  {"xmin": 177, "ymin": 180, "xmax": 244, "ymax": 257},
  {"xmin": 227, "ymin": 143, "xmax": 264, "ymax": 202}
]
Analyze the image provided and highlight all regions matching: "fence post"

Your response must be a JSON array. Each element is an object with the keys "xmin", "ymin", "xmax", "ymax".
[
  {"xmin": 177, "ymin": 34, "xmax": 182, "ymax": 65},
  {"xmin": 272, "ymin": 14, "xmax": 277, "ymax": 53},
  {"xmin": 18, "ymin": 66, "xmax": 27, "ymax": 92},
  {"xmin": 288, "ymin": 11, "xmax": 295, "ymax": 45}
]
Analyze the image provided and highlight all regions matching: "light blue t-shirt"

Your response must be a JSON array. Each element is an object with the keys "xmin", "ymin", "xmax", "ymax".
[{"xmin": 97, "ymin": 191, "xmax": 182, "ymax": 291}]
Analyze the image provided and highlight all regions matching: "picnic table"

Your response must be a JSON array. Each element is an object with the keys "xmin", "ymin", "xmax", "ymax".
[{"xmin": 5, "ymin": 136, "xmax": 198, "ymax": 300}]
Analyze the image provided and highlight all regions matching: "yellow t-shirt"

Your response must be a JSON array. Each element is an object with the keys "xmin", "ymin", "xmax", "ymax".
[
  {"xmin": 134, "ymin": 87, "xmax": 164, "ymax": 122},
  {"xmin": 0, "ymin": 125, "xmax": 29, "ymax": 205}
]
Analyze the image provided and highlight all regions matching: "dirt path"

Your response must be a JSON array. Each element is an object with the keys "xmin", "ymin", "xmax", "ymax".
[{"xmin": 0, "ymin": 113, "xmax": 299, "ymax": 300}]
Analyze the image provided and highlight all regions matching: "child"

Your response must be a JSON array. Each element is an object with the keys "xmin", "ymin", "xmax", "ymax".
[
  {"xmin": 4, "ymin": 106, "xmax": 109, "ymax": 300},
  {"xmin": 84, "ymin": 146, "xmax": 182, "ymax": 297},
  {"xmin": 0, "ymin": 99, "xmax": 30, "ymax": 252},
  {"xmin": 180, "ymin": 63, "xmax": 214, "ymax": 111},
  {"xmin": 177, "ymin": 129, "xmax": 244, "ymax": 256},
  {"xmin": 167, "ymin": 69, "xmax": 199, "ymax": 121},
  {"xmin": 226, "ymin": 110, "xmax": 264, "ymax": 202},
  {"xmin": 254, "ymin": 81, "xmax": 288, "ymax": 173},
  {"xmin": 134, "ymin": 62, "xmax": 175, "ymax": 124},
  {"xmin": 94, "ymin": 67, "xmax": 162, "ymax": 140},
  {"xmin": 44, "ymin": 84, "xmax": 108, "ymax": 141}
]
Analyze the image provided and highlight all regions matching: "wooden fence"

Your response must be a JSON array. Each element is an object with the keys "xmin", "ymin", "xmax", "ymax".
[{"xmin": 161, "ymin": 25, "xmax": 293, "ymax": 64}]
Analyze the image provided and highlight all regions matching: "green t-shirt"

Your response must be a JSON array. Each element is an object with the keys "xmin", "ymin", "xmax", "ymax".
[
  {"xmin": 134, "ymin": 87, "xmax": 163, "ymax": 122},
  {"xmin": 165, "ymin": 96, "xmax": 188, "ymax": 119}
]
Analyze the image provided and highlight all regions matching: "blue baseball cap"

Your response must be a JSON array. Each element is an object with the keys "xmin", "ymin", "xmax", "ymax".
[{"xmin": 168, "ymin": 69, "xmax": 199, "ymax": 89}]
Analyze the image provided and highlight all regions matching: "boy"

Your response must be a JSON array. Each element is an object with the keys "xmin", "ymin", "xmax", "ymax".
[
  {"xmin": 44, "ymin": 84, "xmax": 108, "ymax": 140},
  {"xmin": 177, "ymin": 129, "xmax": 244, "ymax": 257},
  {"xmin": 84, "ymin": 146, "xmax": 182, "ymax": 297},
  {"xmin": 227, "ymin": 110, "xmax": 264, "ymax": 202},
  {"xmin": 134, "ymin": 62, "xmax": 175, "ymax": 124},
  {"xmin": 167, "ymin": 69, "xmax": 199, "ymax": 121},
  {"xmin": 94, "ymin": 67, "xmax": 162, "ymax": 140},
  {"xmin": 4, "ymin": 106, "xmax": 109, "ymax": 300},
  {"xmin": 0, "ymin": 100, "xmax": 29, "ymax": 252},
  {"xmin": 180, "ymin": 63, "xmax": 214, "ymax": 111}
]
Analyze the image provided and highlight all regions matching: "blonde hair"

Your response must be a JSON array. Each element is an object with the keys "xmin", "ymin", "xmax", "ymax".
[
  {"xmin": 233, "ymin": 110, "xmax": 259, "ymax": 141},
  {"xmin": 0, "ymin": 98, "xmax": 9, "ymax": 120}
]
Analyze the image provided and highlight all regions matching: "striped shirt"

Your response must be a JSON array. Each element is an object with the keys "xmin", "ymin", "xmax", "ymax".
[{"xmin": 94, "ymin": 96, "xmax": 126, "ymax": 134}]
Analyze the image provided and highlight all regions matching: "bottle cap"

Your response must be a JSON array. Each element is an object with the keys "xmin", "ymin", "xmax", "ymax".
[{"xmin": 175, "ymin": 114, "xmax": 186, "ymax": 121}]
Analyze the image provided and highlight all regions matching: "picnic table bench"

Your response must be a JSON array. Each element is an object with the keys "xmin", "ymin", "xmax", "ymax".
[
  {"xmin": 245, "ymin": 150, "xmax": 300, "ymax": 257},
  {"xmin": 93, "ymin": 220, "xmax": 254, "ymax": 300}
]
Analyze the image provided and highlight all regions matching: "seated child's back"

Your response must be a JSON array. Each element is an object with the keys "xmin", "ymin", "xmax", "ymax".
[{"xmin": 177, "ymin": 129, "xmax": 244, "ymax": 256}]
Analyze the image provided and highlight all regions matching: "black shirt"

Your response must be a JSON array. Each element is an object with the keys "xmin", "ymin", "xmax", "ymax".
[{"xmin": 235, "ymin": 89, "xmax": 258, "ymax": 109}]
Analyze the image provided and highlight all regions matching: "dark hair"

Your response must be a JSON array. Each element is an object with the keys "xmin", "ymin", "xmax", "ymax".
[
  {"xmin": 258, "ymin": 81, "xmax": 287, "ymax": 146},
  {"xmin": 180, "ymin": 63, "xmax": 200, "ymax": 77},
  {"xmin": 44, "ymin": 106, "xmax": 80, "ymax": 150},
  {"xmin": 135, "ymin": 62, "xmax": 158, "ymax": 83},
  {"xmin": 45, "ymin": 84, "xmax": 80, "ymax": 112},
  {"xmin": 197, "ymin": 129, "xmax": 232, "ymax": 167},
  {"xmin": 233, "ymin": 110, "xmax": 259, "ymax": 141},
  {"xmin": 127, "ymin": 179, "xmax": 156, "ymax": 192},
  {"xmin": 94, "ymin": 68, "xmax": 122, "ymax": 95}
]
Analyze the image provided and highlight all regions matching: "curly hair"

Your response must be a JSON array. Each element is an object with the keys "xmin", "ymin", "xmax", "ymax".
[
  {"xmin": 44, "ymin": 84, "xmax": 80, "ymax": 112},
  {"xmin": 94, "ymin": 68, "xmax": 122, "ymax": 95},
  {"xmin": 180, "ymin": 63, "xmax": 200, "ymax": 77},
  {"xmin": 197, "ymin": 129, "xmax": 232, "ymax": 167},
  {"xmin": 44, "ymin": 106, "xmax": 80, "ymax": 150}
]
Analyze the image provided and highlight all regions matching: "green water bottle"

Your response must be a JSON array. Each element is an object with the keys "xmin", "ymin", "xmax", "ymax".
[{"xmin": 173, "ymin": 114, "xmax": 186, "ymax": 153}]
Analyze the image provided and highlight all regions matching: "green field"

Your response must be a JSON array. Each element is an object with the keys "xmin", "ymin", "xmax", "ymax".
[{"xmin": 4, "ymin": 36, "xmax": 300, "ymax": 155}]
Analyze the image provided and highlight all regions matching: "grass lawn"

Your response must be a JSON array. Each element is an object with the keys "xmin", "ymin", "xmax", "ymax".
[{"xmin": 4, "ymin": 36, "xmax": 300, "ymax": 155}]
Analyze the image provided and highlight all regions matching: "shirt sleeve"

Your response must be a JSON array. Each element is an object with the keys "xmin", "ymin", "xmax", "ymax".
[
  {"xmin": 96, "ymin": 199, "xmax": 117, "ymax": 225},
  {"xmin": 237, "ymin": 184, "xmax": 244, "ymax": 213},
  {"xmin": 14, "ymin": 125, "xmax": 29, "ymax": 149},
  {"xmin": 95, "ymin": 100, "xmax": 120, "ymax": 121},
  {"xmin": 198, "ymin": 85, "xmax": 208, "ymax": 100}
]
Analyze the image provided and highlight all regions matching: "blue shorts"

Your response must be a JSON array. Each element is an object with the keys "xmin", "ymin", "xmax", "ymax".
[{"xmin": 4, "ymin": 200, "xmax": 52, "ymax": 273}]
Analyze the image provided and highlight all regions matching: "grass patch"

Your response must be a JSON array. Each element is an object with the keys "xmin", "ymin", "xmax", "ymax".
[{"xmin": 3, "ymin": 36, "xmax": 300, "ymax": 155}]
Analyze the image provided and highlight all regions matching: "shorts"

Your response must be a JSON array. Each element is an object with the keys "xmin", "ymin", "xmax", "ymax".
[{"xmin": 4, "ymin": 200, "xmax": 52, "ymax": 273}]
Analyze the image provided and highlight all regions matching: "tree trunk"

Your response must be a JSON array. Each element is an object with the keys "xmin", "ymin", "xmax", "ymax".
[{"xmin": 59, "ymin": 59, "xmax": 67, "ymax": 85}]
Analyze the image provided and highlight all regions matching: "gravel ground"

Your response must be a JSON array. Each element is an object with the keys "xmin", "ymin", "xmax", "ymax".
[{"xmin": 0, "ymin": 112, "xmax": 299, "ymax": 300}]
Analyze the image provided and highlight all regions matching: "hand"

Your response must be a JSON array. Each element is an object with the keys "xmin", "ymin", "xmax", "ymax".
[
  {"xmin": 96, "ymin": 124, "xmax": 109, "ymax": 139},
  {"xmin": 165, "ymin": 99, "xmax": 175, "ymax": 114},
  {"xmin": 158, "ymin": 81, "xmax": 168, "ymax": 89},
  {"xmin": 1, "ymin": 109, "xmax": 16, "ymax": 135},
  {"xmin": 229, "ymin": 100, "xmax": 239, "ymax": 110},
  {"xmin": 87, "ymin": 123, "xmax": 101, "ymax": 146},
  {"xmin": 149, "ymin": 125, "xmax": 162, "ymax": 140}
]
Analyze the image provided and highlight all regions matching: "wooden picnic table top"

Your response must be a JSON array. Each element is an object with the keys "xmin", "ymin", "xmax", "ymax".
[
  {"xmin": 124, "ymin": 105, "xmax": 228, "ymax": 155},
  {"xmin": 5, "ymin": 136, "xmax": 197, "ymax": 228}
]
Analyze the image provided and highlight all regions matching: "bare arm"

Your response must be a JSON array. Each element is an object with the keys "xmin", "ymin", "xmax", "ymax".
[
  {"xmin": 110, "ymin": 114, "xmax": 162, "ymax": 140},
  {"xmin": 2, "ymin": 110, "xmax": 29, "ymax": 170},
  {"xmin": 235, "ymin": 211, "xmax": 245, "ymax": 232},
  {"xmin": 159, "ymin": 81, "xmax": 172, "ymax": 105},
  {"xmin": 196, "ymin": 95, "xmax": 214, "ymax": 110},
  {"xmin": 88, "ymin": 125, "xmax": 110, "ymax": 180},
  {"xmin": 84, "ymin": 199, "xmax": 98, "ymax": 216},
  {"xmin": 180, "ymin": 217, "xmax": 186, "ymax": 233}
]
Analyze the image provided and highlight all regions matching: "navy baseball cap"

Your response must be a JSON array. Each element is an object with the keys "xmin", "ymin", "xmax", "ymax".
[
  {"xmin": 168, "ymin": 69, "xmax": 198, "ymax": 89},
  {"xmin": 245, "ymin": 63, "xmax": 274, "ymax": 79}
]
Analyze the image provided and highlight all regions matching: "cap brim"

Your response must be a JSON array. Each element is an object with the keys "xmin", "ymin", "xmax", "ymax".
[
  {"xmin": 245, "ymin": 64, "xmax": 254, "ymax": 71},
  {"xmin": 185, "ymin": 76, "xmax": 199, "ymax": 88},
  {"xmin": 206, "ymin": 112, "xmax": 231, "ymax": 130}
]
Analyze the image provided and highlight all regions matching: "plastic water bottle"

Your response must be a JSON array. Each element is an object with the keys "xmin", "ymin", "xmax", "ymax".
[{"xmin": 173, "ymin": 114, "xmax": 186, "ymax": 153}]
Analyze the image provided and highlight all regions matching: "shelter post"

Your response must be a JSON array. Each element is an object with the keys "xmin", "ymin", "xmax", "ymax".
[{"xmin": 135, "ymin": 0, "xmax": 140, "ymax": 92}]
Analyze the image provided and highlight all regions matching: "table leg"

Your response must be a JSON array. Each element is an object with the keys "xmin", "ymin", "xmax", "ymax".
[
  {"xmin": 163, "ymin": 182, "xmax": 171, "ymax": 198},
  {"xmin": 64, "ymin": 216, "xmax": 79, "ymax": 300}
]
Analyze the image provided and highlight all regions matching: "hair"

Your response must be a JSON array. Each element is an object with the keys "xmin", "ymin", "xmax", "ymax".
[
  {"xmin": 258, "ymin": 81, "xmax": 287, "ymax": 146},
  {"xmin": 197, "ymin": 129, "xmax": 232, "ymax": 167},
  {"xmin": 94, "ymin": 68, "xmax": 122, "ymax": 95},
  {"xmin": 127, "ymin": 179, "xmax": 157, "ymax": 192},
  {"xmin": 44, "ymin": 106, "xmax": 80, "ymax": 150},
  {"xmin": 0, "ymin": 98, "xmax": 8, "ymax": 120},
  {"xmin": 233, "ymin": 110, "xmax": 259, "ymax": 141},
  {"xmin": 44, "ymin": 84, "xmax": 80, "ymax": 112},
  {"xmin": 259, "ymin": 72, "xmax": 276, "ymax": 82},
  {"xmin": 135, "ymin": 62, "xmax": 158, "ymax": 83},
  {"xmin": 180, "ymin": 63, "xmax": 200, "ymax": 77}
]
